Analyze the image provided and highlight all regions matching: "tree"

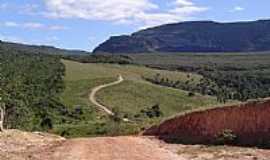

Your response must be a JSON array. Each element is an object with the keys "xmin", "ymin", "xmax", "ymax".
[
  {"xmin": 0, "ymin": 102, "xmax": 5, "ymax": 131},
  {"xmin": 0, "ymin": 59, "xmax": 5, "ymax": 132}
]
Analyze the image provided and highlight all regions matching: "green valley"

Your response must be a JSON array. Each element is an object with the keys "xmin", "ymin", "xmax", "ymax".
[{"xmin": 56, "ymin": 59, "xmax": 219, "ymax": 137}]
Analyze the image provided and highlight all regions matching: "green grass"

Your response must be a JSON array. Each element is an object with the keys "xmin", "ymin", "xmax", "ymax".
[
  {"xmin": 57, "ymin": 59, "xmax": 220, "ymax": 137},
  {"xmin": 97, "ymin": 80, "xmax": 218, "ymax": 117},
  {"xmin": 129, "ymin": 53, "xmax": 270, "ymax": 71},
  {"xmin": 61, "ymin": 78, "xmax": 116, "ymax": 107},
  {"xmin": 63, "ymin": 59, "xmax": 202, "ymax": 82}
]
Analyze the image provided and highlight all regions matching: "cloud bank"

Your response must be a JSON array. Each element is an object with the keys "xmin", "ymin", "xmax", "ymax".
[
  {"xmin": 0, "ymin": 21, "xmax": 68, "ymax": 30},
  {"xmin": 43, "ymin": 0, "xmax": 208, "ymax": 27}
]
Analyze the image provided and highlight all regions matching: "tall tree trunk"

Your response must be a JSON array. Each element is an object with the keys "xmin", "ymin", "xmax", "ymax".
[{"xmin": 0, "ymin": 104, "xmax": 5, "ymax": 132}]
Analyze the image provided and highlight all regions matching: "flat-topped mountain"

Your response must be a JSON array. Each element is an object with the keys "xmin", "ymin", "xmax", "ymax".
[{"xmin": 93, "ymin": 20, "xmax": 270, "ymax": 54}]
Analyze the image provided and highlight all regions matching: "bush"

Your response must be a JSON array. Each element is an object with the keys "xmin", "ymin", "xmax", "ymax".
[
  {"xmin": 215, "ymin": 129, "xmax": 237, "ymax": 145},
  {"xmin": 188, "ymin": 92, "xmax": 195, "ymax": 97},
  {"xmin": 140, "ymin": 104, "xmax": 163, "ymax": 119}
]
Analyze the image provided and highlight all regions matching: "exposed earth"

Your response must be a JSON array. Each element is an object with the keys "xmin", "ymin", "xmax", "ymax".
[{"xmin": 1, "ymin": 130, "xmax": 270, "ymax": 160}]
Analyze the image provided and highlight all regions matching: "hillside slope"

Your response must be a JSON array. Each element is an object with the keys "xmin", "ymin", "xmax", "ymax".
[
  {"xmin": 0, "ymin": 40, "xmax": 89, "ymax": 55},
  {"xmin": 57, "ymin": 60, "xmax": 218, "ymax": 137},
  {"xmin": 93, "ymin": 20, "xmax": 270, "ymax": 54}
]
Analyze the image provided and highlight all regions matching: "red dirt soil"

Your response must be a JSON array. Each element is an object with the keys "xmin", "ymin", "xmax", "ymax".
[
  {"xmin": 143, "ymin": 98, "xmax": 270, "ymax": 146},
  {"xmin": 1, "ymin": 130, "xmax": 270, "ymax": 160},
  {"xmin": 28, "ymin": 136, "xmax": 182, "ymax": 160}
]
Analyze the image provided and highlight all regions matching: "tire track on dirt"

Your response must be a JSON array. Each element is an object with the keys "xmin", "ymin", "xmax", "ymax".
[{"xmin": 89, "ymin": 75, "xmax": 124, "ymax": 116}]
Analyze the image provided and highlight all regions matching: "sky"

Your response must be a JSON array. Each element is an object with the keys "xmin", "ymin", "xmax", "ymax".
[{"xmin": 0, "ymin": 0, "xmax": 269, "ymax": 51}]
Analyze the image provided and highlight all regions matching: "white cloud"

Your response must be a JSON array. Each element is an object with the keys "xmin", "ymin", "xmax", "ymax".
[
  {"xmin": 175, "ymin": 0, "xmax": 194, "ymax": 6},
  {"xmin": 43, "ymin": 0, "xmax": 208, "ymax": 27},
  {"xmin": 0, "ymin": 21, "xmax": 68, "ymax": 30},
  {"xmin": 44, "ymin": 0, "xmax": 158, "ymax": 21},
  {"xmin": 231, "ymin": 6, "xmax": 245, "ymax": 12},
  {"xmin": 170, "ymin": 1, "xmax": 208, "ymax": 16},
  {"xmin": 3, "ymin": 21, "xmax": 19, "ymax": 27}
]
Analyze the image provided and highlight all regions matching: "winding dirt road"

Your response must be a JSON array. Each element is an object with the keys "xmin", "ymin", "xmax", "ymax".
[{"xmin": 89, "ymin": 75, "xmax": 124, "ymax": 116}]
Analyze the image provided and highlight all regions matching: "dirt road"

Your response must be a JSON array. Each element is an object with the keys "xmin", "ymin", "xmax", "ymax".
[
  {"xmin": 38, "ymin": 136, "xmax": 183, "ymax": 160},
  {"xmin": 89, "ymin": 75, "xmax": 124, "ymax": 116},
  {"xmin": 2, "ymin": 131, "xmax": 270, "ymax": 160}
]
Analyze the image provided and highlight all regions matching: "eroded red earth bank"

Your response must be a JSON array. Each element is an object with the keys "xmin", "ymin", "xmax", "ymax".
[{"xmin": 144, "ymin": 98, "xmax": 270, "ymax": 147}]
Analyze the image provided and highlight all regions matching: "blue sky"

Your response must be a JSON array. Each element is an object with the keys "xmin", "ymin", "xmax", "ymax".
[{"xmin": 0, "ymin": 0, "xmax": 269, "ymax": 51}]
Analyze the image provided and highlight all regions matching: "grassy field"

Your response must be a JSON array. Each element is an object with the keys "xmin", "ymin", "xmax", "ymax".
[
  {"xmin": 63, "ymin": 59, "xmax": 202, "ymax": 82},
  {"xmin": 57, "ymin": 59, "xmax": 219, "ymax": 137},
  {"xmin": 129, "ymin": 53, "xmax": 270, "ymax": 71},
  {"xmin": 97, "ymin": 80, "xmax": 217, "ymax": 117}
]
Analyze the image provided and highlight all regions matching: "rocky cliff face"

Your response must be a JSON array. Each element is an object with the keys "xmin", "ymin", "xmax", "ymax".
[
  {"xmin": 93, "ymin": 20, "xmax": 270, "ymax": 54},
  {"xmin": 143, "ymin": 98, "xmax": 270, "ymax": 147}
]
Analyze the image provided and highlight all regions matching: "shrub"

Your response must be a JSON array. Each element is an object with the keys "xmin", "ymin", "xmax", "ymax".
[
  {"xmin": 215, "ymin": 129, "xmax": 237, "ymax": 145},
  {"xmin": 140, "ymin": 104, "xmax": 163, "ymax": 119},
  {"xmin": 188, "ymin": 92, "xmax": 195, "ymax": 97}
]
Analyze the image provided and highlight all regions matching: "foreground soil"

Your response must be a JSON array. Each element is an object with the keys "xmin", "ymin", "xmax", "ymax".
[{"xmin": 1, "ymin": 130, "xmax": 270, "ymax": 160}]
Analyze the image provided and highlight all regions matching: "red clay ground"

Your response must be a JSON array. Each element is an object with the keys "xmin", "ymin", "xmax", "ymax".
[
  {"xmin": 144, "ymin": 98, "xmax": 270, "ymax": 146},
  {"xmin": 1, "ymin": 130, "xmax": 270, "ymax": 160},
  {"xmin": 41, "ymin": 136, "xmax": 181, "ymax": 160}
]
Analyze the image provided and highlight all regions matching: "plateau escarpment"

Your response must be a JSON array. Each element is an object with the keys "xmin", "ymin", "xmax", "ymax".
[
  {"xmin": 143, "ymin": 98, "xmax": 270, "ymax": 147},
  {"xmin": 93, "ymin": 20, "xmax": 270, "ymax": 54}
]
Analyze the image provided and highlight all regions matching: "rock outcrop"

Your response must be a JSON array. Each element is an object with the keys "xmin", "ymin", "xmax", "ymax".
[
  {"xmin": 93, "ymin": 20, "xmax": 270, "ymax": 54},
  {"xmin": 143, "ymin": 98, "xmax": 270, "ymax": 147}
]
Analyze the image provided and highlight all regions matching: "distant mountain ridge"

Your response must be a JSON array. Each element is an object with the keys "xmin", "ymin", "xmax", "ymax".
[
  {"xmin": 0, "ymin": 40, "xmax": 90, "ymax": 55},
  {"xmin": 93, "ymin": 19, "xmax": 270, "ymax": 54}
]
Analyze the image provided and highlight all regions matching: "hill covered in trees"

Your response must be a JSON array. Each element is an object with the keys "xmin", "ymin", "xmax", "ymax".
[
  {"xmin": 0, "ymin": 40, "xmax": 89, "ymax": 55},
  {"xmin": 93, "ymin": 19, "xmax": 270, "ymax": 54},
  {"xmin": 0, "ymin": 51, "xmax": 67, "ymax": 131}
]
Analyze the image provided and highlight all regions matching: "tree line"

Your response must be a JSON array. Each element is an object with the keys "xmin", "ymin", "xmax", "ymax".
[{"xmin": 144, "ymin": 69, "xmax": 270, "ymax": 103}]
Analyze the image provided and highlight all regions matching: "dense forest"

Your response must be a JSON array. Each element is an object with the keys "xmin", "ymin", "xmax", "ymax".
[{"xmin": 0, "ymin": 50, "xmax": 66, "ymax": 131}]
